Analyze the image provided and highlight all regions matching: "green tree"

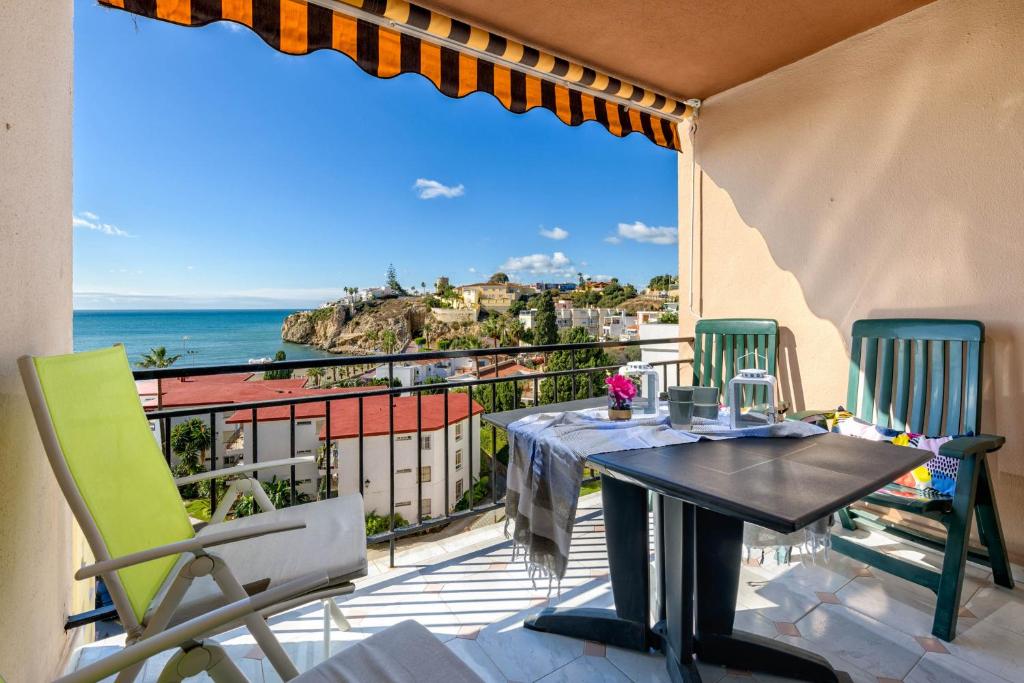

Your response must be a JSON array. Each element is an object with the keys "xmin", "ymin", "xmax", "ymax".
[
  {"xmin": 501, "ymin": 318, "xmax": 526, "ymax": 346},
  {"xmin": 648, "ymin": 274, "xmax": 678, "ymax": 292},
  {"xmin": 488, "ymin": 272, "xmax": 510, "ymax": 284},
  {"xmin": 232, "ymin": 476, "xmax": 312, "ymax": 517},
  {"xmin": 385, "ymin": 263, "xmax": 406, "ymax": 295},
  {"xmin": 263, "ymin": 350, "xmax": 291, "ymax": 380},
  {"xmin": 577, "ymin": 272, "xmax": 585, "ymax": 288},
  {"xmin": 420, "ymin": 375, "xmax": 448, "ymax": 394},
  {"xmin": 539, "ymin": 327, "xmax": 612, "ymax": 403},
  {"xmin": 480, "ymin": 315, "xmax": 504, "ymax": 347},
  {"xmin": 170, "ymin": 417, "xmax": 212, "ymax": 499},
  {"xmin": 380, "ymin": 329, "xmax": 400, "ymax": 354},
  {"xmin": 658, "ymin": 311, "xmax": 679, "ymax": 324},
  {"xmin": 365, "ymin": 511, "xmax": 409, "ymax": 536},
  {"xmin": 306, "ymin": 366, "xmax": 325, "ymax": 387},
  {"xmin": 533, "ymin": 292, "xmax": 559, "ymax": 345},
  {"xmin": 138, "ymin": 346, "xmax": 181, "ymax": 368}
]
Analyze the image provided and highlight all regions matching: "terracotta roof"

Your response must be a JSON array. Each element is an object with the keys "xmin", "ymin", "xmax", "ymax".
[
  {"xmin": 474, "ymin": 362, "xmax": 536, "ymax": 379},
  {"xmin": 225, "ymin": 393, "xmax": 483, "ymax": 440},
  {"xmin": 152, "ymin": 374, "xmax": 321, "ymax": 409}
]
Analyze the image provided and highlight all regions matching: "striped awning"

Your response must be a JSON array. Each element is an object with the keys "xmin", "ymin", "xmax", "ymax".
[{"xmin": 98, "ymin": 0, "xmax": 689, "ymax": 151}]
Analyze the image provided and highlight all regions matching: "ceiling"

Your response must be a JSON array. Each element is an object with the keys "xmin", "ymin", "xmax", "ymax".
[{"xmin": 414, "ymin": 0, "xmax": 933, "ymax": 101}]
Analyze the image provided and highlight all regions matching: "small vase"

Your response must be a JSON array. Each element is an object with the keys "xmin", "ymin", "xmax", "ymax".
[{"xmin": 608, "ymin": 395, "xmax": 632, "ymax": 421}]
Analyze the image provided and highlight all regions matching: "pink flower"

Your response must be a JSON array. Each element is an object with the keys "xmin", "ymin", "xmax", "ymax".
[{"xmin": 605, "ymin": 374, "xmax": 638, "ymax": 402}]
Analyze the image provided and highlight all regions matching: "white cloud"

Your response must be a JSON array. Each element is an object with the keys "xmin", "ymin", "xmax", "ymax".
[
  {"xmin": 186, "ymin": 265, "xmax": 195, "ymax": 270},
  {"xmin": 499, "ymin": 251, "xmax": 576, "ymax": 278},
  {"xmin": 614, "ymin": 221, "xmax": 677, "ymax": 245},
  {"xmin": 603, "ymin": 236, "xmax": 622, "ymax": 244},
  {"xmin": 468, "ymin": 267, "xmax": 477, "ymax": 273},
  {"xmin": 73, "ymin": 212, "xmax": 132, "ymax": 237},
  {"xmin": 413, "ymin": 178, "xmax": 465, "ymax": 199},
  {"xmin": 539, "ymin": 226, "xmax": 569, "ymax": 240}
]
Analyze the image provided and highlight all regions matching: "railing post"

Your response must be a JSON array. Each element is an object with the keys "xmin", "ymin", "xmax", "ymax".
[
  {"xmin": 388, "ymin": 361, "xmax": 396, "ymax": 567},
  {"xmin": 289, "ymin": 404, "xmax": 296, "ymax": 506},
  {"xmin": 208, "ymin": 411, "xmax": 217, "ymax": 515},
  {"xmin": 250, "ymin": 407, "xmax": 258, "ymax": 481},
  {"xmin": 324, "ymin": 400, "xmax": 332, "ymax": 500},
  {"xmin": 444, "ymin": 385, "xmax": 450, "ymax": 515},
  {"xmin": 358, "ymin": 396, "xmax": 364, "ymax": 497}
]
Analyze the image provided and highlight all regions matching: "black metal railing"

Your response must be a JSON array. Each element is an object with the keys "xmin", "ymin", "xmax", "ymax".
[{"xmin": 137, "ymin": 336, "xmax": 693, "ymax": 567}]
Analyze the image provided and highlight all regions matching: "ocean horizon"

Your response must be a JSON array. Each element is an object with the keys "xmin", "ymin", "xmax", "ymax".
[{"xmin": 74, "ymin": 309, "xmax": 338, "ymax": 367}]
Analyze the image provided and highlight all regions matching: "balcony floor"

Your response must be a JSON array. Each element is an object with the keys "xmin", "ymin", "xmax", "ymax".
[{"xmin": 71, "ymin": 493, "xmax": 1024, "ymax": 683}]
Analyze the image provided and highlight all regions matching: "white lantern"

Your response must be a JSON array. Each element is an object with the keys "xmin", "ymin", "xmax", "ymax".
[
  {"xmin": 618, "ymin": 361, "xmax": 660, "ymax": 415},
  {"xmin": 727, "ymin": 367, "xmax": 778, "ymax": 429}
]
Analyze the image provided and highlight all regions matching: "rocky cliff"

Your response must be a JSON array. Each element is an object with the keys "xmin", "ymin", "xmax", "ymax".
[{"xmin": 281, "ymin": 297, "xmax": 477, "ymax": 354}]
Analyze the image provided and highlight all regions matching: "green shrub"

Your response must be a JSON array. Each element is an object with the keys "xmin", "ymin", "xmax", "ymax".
[{"xmin": 365, "ymin": 511, "xmax": 409, "ymax": 537}]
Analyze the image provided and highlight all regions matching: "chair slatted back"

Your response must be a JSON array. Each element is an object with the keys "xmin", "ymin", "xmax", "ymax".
[
  {"xmin": 24, "ymin": 346, "xmax": 195, "ymax": 625},
  {"xmin": 692, "ymin": 319, "xmax": 778, "ymax": 407},
  {"xmin": 847, "ymin": 319, "xmax": 984, "ymax": 436}
]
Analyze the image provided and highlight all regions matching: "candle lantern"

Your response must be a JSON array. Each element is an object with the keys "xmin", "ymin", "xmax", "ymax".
[
  {"xmin": 618, "ymin": 361, "xmax": 660, "ymax": 415},
  {"xmin": 727, "ymin": 367, "xmax": 778, "ymax": 429}
]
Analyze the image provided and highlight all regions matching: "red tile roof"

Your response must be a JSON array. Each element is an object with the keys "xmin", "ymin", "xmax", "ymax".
[
  {"xmin": 473, "ymin": 362, "xmax": 536, "ymax": 379},
  {"xmin": 225, "ymin": 392, "xmax": 483, "ymax": 440},
  {"xmin": 152, "ymin": 374, "xmax": 319, "ymax": 409}
]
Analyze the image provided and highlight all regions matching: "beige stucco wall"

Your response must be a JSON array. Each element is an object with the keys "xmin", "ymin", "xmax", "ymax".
[
  {"xmin": 679, "ymin": 0, "xmax": 1024, "ymax": 559},
  {"xmin": 0, "ymin": 0, "xmax": 82, "ymax": 679}
]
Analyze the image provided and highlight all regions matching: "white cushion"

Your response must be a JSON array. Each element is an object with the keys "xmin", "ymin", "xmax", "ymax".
[
  {"xmin": 294, "ymin": 620, "xmax": 483, "ymax": 683},
  {"xmin": 164, "ymin": 493, "xmax": 366, "ymax": 625}
]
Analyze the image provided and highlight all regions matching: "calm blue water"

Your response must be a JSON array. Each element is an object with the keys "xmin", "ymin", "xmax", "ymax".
[{"xmin": 73, "ymin": 310, "xmax": 339, "ymax": 367}]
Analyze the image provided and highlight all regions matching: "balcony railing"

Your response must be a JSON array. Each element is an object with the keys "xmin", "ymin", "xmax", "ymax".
[{"xmin": 134, "ymin": 337, "xmax": 693, "ymax": 562}]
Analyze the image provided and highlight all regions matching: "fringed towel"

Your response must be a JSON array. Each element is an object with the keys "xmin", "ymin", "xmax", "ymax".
[{"xmin": 504, "ymin": 407, "xmax": 827, "ymax": 588}]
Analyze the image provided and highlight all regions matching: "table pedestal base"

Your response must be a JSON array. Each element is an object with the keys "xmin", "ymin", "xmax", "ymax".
[
  {"xmin": 524, "ymin": 475, "xmax": 850, "ymax": 683},
  {"xmin": 525, "ymin": 607, "xmax": 651, "ymax": 651}
]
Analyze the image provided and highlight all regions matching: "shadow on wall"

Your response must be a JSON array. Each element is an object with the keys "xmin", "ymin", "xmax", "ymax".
[
  {"xmin": 776, "ymin": 326, "xmax": 806, "ymax": 412},
  {"xmin": 694, "ymin": 0, "xmax": 1024, "ymax": 473}
]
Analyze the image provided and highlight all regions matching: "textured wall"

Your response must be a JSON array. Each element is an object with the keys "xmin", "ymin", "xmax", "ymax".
[
  {"xmin": 679, "ymin": 0, "xmax": 1024, "ymax": 558},
  {"xmin": 0, "ymin": 0, "xmax": 79, "ymax": 679}
]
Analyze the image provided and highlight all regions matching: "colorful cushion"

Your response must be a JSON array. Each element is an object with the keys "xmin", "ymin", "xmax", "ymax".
[{"xmin": 832, "ymin": 415, "xmax": 963, "ymax": 496}]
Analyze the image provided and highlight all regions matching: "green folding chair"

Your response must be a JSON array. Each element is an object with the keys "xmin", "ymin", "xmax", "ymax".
[
  {"xmin": 691, "ymin": 318, "xmax": 778, "ymax": 408},
  {"xmin": 20, "ymin": 346, "xmax": 367, "ymax": 681},
  {"xmin": 790, "ymin": 319, "xmax": 1013, "ymax": 641}
]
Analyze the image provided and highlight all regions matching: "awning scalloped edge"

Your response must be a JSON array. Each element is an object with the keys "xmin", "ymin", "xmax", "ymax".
[{"xmin": 99, "ymin": 0, "xmax": 686, "ymax": 151}]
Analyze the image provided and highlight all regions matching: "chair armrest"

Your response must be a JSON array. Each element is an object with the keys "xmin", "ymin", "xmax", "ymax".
[
  {"xmin": 939, "ymin": 434, "xmax": 1005, "ymax": 460},
  {"xmin": 174, "ymin": 456, "xmax": 315, "ymax": 486},
  {"xmin": 54, "ymin": 571, "xmax": 329, "ymax": 683},
  {"xmin": 75, "ymin": 519, "xmax": 306, "ymax": 580}
]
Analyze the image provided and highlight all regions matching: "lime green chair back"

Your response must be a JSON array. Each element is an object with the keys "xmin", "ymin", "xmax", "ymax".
[
  {"xmin": 691, "ymin": 318, "xmax": 778, "ymax": 407},
  {"xmin": 29, "ymin": 346, "xmax": 194, "ymax": 622},
  {"xmin": 846, "ymin": 319, "xmax": 984, "ymax": 436}
]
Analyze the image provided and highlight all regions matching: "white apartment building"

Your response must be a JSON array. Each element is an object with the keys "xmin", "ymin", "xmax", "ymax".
[
  {"xmin": 374, "ymin": 358, "xmax": 454, "ymax": 388},
  {"xmin": 225, "ymin": 393, "xmax": 483, "ymax": 520}
]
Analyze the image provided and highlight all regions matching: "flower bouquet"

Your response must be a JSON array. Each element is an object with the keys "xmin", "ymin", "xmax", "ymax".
[{"xmin": 605, "ymin": 374, "xmax": 637, "ymax": 421}]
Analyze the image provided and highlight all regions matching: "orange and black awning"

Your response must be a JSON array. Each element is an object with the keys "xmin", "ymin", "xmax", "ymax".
[{"xmin": 98, "ymin": 0, "xmax": 689, "ymax": 151}]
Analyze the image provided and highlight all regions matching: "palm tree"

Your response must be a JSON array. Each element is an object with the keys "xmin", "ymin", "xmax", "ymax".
[
  {"xmin": 306, "ymin": 366, "xmax": 325, "ymax": 387},
  {"xmin": 480, "ymin": 316, "xmax": 504, "ymax": 348},
  {"xmin": 138, "ymin": 346, "xmax": 181, "ymax": 368},
  {"xmin": 502, "ymin": 318, "xmax": 526, "ymax": 347},
  {"xmin": 380, "ymin": 329, "xmax": 400, "ymax": 354}
]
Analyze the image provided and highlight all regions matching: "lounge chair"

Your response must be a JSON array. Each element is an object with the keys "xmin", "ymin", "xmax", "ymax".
[{"xmin": 20, "ymin": 346, "xmax": 367, "ymax": 681}]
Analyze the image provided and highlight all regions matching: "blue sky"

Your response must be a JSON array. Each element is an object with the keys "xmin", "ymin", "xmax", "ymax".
[{"xmin": 72, "ymin": 1, "xmax": 678, "ymax": 310}]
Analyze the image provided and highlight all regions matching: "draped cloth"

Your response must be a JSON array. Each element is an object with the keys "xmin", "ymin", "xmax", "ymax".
[{"xmin": 504, "ymin": 407, "xmax": 828, "ymax": 587}]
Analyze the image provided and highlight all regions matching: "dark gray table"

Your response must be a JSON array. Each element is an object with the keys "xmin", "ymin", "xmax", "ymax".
[{"xmin": 522, "ymin": 433, "xmax": 931, "ymax": 683}]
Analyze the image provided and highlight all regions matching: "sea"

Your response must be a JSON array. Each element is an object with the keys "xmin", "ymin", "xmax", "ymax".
[{"xmin": 73, "ymin": 309, "xmax": 339, "ymax": 368}]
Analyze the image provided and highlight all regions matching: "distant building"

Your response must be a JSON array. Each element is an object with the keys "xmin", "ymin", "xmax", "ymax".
[
  {"xmin": 225, "ymin": 393, "xmax": 484, "ymax": 519},
  {"xmin": 375, "ymin": 358, "xmax": 454, "ymax": 389},
  {"xmin": 532, "ymin": 282, "xmax": 576, "ymax": 292},
  {"xmin": 457, "ymin": 282, "xmax": 531, "ymax": 313}
]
